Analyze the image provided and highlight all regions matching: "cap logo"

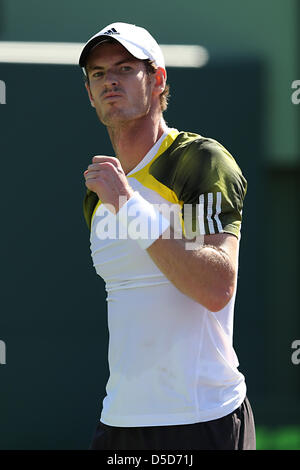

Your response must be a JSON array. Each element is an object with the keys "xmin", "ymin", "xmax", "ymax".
[{"xmin": 103, "ymin": 27, "xmax": 120, "ymax": 36}]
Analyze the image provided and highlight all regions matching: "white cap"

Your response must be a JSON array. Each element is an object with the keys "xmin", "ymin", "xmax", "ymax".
[{"xmin": 79, "ymin": 22, "xmax": 166, "ymax": 75}]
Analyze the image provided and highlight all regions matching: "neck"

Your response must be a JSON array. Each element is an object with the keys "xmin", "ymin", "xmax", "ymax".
[{"xmin": 107, "ymin": 114, "xmax": 168, "ymax": 174}]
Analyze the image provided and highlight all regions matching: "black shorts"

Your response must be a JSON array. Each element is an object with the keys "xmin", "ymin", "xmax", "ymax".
[{"xmin": 89, "ymin": 396, "xmax": 256, "ymax": 450}]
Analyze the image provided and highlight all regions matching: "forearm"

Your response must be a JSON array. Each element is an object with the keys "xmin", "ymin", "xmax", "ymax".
[{"xmin": 146, "ymin": 231, "xmax": 236, "ymax": 312}]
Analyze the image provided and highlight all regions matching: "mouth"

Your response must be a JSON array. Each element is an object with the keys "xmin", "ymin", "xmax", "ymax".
[{"xmin": 102, "ymin": 92, "xmax": 123, "ymax": 101}]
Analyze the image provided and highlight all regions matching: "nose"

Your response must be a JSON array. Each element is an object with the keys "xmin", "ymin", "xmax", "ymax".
[{"xmin": 103, "ymin": 70, "xmax": 119, "ymax": 88}]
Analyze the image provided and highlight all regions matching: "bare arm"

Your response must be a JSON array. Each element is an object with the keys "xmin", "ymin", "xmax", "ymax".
[{"xmin": 146, "ymin": 230, "xmax": 239, "ymax": 312}]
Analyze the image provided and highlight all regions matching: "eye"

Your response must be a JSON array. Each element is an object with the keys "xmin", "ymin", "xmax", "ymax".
[
  {"xmin": 120, "ymin": 65, "xmax": 132, "ymax": 72},
  {"xmin": 92, "ymin": 71, "xmax": 104, "ymax": 78}
]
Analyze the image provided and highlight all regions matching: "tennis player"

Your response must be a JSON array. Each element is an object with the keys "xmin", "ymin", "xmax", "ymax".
[{"xmin": 79, "ymin": 22, "xmax": 256, "ymax": 450}]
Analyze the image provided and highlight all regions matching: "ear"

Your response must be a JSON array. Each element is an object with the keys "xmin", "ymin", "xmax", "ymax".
[
  {"xmin": 85, "ymin": 81, "xmax": 96, "ymax": 108},
  {"xmin": 153, "ymin": 67, "xmax": 166, "ymax": 96}
]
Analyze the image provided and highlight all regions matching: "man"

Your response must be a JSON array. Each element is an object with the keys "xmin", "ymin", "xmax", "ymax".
[{"xmin": 79, "ymin": 22, "xmax": 256, "ymax": 450}]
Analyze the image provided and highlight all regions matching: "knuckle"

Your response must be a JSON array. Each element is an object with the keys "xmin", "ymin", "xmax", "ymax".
[
  {"xmin": 104, "ymin": 161, "xmax": 114, "ymax": 168},
  {"xmin": 101, "ymin": 161, "xmax": 115, "ymax": 171},
  {"xmin": 92, "ymin": 155, "xmax": 119, "ymax": 166}
]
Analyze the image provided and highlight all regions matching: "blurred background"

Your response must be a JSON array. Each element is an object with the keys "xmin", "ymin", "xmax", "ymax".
[{"xmin": 0, "ymin": 0, "xmax": 299, "ymax": 450}]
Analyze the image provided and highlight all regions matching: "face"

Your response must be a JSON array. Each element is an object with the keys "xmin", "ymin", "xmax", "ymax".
[{"xmin": 85, "ymin": 41, "xmax": 157, "ymax": 126}]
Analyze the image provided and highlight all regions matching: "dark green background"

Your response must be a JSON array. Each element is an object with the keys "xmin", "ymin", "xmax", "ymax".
[{"xmin": 0, "ymin": 0, "xmax": 299, "ymax": 450}]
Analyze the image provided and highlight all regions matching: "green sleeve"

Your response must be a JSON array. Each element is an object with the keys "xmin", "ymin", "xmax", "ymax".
[
  {"xmin": 83, "ymin": 189, "xmax": 99, "ymax": 230},
  {"xmin": 174, "ymin": 138, "xmax": 247, "ymax": 239}
]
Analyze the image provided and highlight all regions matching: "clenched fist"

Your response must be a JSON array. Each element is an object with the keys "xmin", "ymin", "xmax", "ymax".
[{"xmin": 84, "ymin": 156, "xmax": 134, "ymax": 213}]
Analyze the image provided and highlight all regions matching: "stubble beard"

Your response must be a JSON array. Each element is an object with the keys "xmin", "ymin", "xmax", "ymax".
[
  {"xmin": 97, "ymin": 101, "xmax": 152, "ymax": 128},
  {"xmin": 97, "ymin": 104, "xmax": 130, "ymax": 127}
]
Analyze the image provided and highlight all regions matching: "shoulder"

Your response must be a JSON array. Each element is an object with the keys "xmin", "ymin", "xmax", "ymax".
[
  {"xmin": 149, "ymin": 131, "xmax": 225, "ymax": 184},
  {"xmin": 167, "ymin": 132, "xmax": 247, "ymax": 199},
  {"xmin": 176, "ymin": 134, "xmax": 242, "ymax": 175}
]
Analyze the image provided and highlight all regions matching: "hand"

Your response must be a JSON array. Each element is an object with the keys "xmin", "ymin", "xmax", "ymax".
[{"xmin": 84, "ymin": 156, "xmax": 134, "ymax": 213}]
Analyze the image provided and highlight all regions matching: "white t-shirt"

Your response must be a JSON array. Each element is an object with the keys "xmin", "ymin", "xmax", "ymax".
[{"xmin": 89, "ymin": 129, "xmax": 247, "ymax": 427}]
